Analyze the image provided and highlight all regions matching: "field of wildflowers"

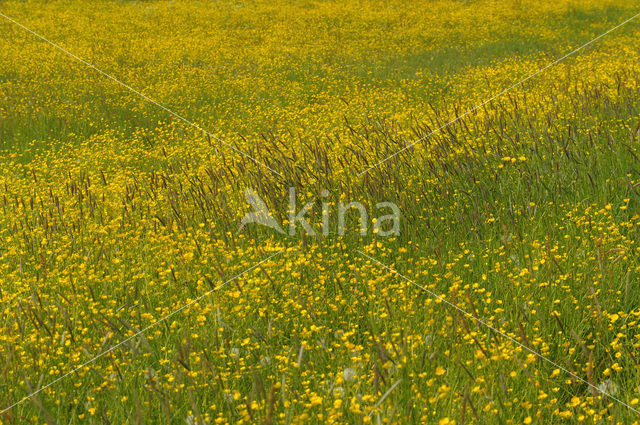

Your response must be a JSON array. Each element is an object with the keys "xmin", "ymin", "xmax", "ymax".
[{"xmin": 2, "ymin": 0, "xmax": 640, "ymax": 423}]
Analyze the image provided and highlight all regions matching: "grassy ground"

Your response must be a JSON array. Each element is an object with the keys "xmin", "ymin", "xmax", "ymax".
[{"xmin": 1, "ymin": 0, "xmax": 640, "ymax": 423}]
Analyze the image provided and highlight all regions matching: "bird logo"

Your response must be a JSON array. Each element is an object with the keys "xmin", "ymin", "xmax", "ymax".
[{"xmin": 237, "ymin": 188, "xmax": 285, "ymax": 234}]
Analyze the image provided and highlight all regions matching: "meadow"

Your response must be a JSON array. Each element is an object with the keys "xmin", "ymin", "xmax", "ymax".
[{"xmin": 1, "ymin": 0, "xmax": 640, "ymax": 423}]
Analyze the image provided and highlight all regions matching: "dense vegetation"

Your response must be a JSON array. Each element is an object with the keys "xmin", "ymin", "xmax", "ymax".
[{"xmin": 1, "ymin": 0, "xmax": 640, "ymax": 423}]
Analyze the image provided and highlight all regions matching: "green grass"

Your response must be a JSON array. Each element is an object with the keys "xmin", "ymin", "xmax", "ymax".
[{"xmin": 2, "ymin": 1, "xmax": 640, "ymax": 424}]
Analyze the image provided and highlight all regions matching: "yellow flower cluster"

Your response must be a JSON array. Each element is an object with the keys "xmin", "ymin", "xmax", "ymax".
[{"xmin": 1, "ymin": 0, "xmax": 640, "ymax": 423}]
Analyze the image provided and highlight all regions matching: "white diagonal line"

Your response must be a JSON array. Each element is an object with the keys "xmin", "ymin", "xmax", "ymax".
[
  {"xmin": 368, "ymin": 379, "xmax": 401, "ymax": 417},
  {"xmin": 357, "ymin": 11, "xmax": 640, "ymax": 176},
  {"xmin": 357, "ymin": 250, "xmax": 640, "ymax": 415},
  {"xmin": 0, "ymin": 12, "xmax": 283, "ymax": 178},
  {"xmin": 0, "ymin": 249, "xmax": 283, "ymax": 414}
]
